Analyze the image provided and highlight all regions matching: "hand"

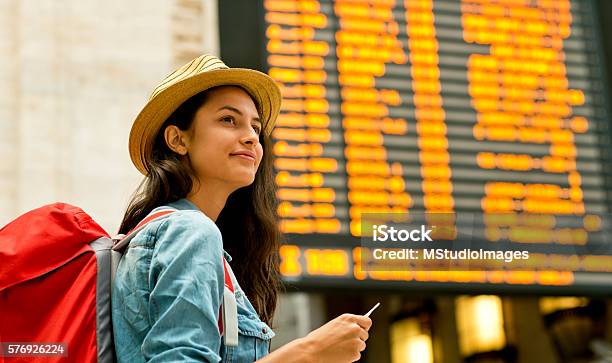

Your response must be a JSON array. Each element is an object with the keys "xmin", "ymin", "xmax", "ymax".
[{"xmin": 302, "ymin": 313, "xmax": 372, "ymax": 363}]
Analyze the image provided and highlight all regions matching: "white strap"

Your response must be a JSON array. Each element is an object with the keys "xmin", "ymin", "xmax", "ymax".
[{"xmin": 222, "ymin": 287, "xmax": 239, "ymax": 346}]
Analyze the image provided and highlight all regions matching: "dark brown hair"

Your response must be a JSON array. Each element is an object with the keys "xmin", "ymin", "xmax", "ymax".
[{"xmin": 119, "ymin": 86, "xmax": 281, "ymax": 324}]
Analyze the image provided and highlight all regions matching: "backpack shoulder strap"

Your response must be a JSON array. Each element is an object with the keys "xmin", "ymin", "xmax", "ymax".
[
  {"xmin": 219, "ymin": 258, "xmax": 239, "ymax": 346},
  {"xmin": 111, "ymin": 208, "xmax": 177, "ymax": 253}
]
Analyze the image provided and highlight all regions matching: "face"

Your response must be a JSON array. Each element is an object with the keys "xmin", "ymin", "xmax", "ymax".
[{"xmin": 174, "ymin": 86, "xmax": 264, "ymax": 190}]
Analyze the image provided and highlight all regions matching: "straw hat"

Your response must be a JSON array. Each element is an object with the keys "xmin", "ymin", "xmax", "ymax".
[{"xmin": 129, "ymin": 54, "xmax": 281, "ymax": 175}]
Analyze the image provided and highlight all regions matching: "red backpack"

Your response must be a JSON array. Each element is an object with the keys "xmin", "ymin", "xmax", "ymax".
[{"xmin": 0, "ymin": 203, "xmax": 237, "ymax": 363}]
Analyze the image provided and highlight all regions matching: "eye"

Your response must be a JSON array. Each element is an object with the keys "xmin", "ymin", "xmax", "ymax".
[
  {"xmin": 221, "ymin": 116, "xmax": 235, "ymax": 124},
  {"xmin": 252, "ymin": 124, "xmax": 262, "ymax": 135}
]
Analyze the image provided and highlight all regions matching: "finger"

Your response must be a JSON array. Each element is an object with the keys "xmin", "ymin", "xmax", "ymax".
[
  {"xmin": 352, "ymin": 315, "xmax": 373, "ymax": 330},
  {"xmin": 358, "ymin": 328, "xmax": 369, "ymax": 341},
  {"xmin": 340, "ymin": 313, "xmax": 354, "ymax": 321}
]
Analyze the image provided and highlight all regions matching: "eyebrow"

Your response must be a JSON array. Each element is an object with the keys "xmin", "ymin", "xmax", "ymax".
[{"xmin": 217, "ymin": 105, "xmax": 261, "ymax": 123}]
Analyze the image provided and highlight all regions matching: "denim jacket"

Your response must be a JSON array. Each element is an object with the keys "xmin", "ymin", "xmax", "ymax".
[{"xmin": 112, "ymin": 198, "xmax": 275, "ymax": 362}]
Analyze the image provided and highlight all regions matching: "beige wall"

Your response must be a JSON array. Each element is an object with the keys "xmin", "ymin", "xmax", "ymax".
[{"xmin": 0, "ymin": 0, "xmax": 219, "ymax": 233}]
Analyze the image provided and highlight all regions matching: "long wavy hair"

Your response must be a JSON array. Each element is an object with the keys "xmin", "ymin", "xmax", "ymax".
[{"xmin": 119, "ymin": 86, "xmax": 281, "ymax": 324}]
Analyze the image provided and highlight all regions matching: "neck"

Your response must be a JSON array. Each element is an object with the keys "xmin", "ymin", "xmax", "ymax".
[{"xmin": 186, "ymin": 180, "xmax": 234, "ymax": 222}]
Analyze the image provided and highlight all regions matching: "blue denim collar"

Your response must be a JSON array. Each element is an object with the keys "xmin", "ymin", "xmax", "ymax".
[{"xmin": 166, "ymin": 198, "xmax": 233, "ymax": 262}]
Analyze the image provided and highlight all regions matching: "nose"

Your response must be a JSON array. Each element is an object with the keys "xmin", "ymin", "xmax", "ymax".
[{"xmin": 240, "ymin": 129, "xmax": 259, "ymax": 146}]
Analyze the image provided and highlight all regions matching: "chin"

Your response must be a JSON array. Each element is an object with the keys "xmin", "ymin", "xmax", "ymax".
[{"xmin": 231, "ymin": 175, "xmax": 256, "ymax": 189}]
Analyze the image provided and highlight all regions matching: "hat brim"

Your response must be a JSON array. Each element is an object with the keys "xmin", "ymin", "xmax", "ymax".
[{"xmin": 129, "ymin": 68, "xmax": 281, "ymax": 175}]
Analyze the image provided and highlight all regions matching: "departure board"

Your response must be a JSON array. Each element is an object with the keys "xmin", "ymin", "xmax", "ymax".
[{"xmin": 219, "ymin": 0, "xmax": 612, "ymax": 294}]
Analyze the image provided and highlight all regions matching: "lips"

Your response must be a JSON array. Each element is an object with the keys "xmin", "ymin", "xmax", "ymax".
[{"xmin": 230, "ymin": 150, "xmax": 256, "ymax": 161}]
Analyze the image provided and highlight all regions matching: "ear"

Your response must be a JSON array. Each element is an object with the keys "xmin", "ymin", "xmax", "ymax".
[{"xmin": 164, "ymin": 125, "xmax": 190, "ymax": 155}]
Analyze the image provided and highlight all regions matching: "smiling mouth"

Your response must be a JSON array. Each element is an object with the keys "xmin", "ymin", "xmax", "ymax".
[{"xmin": 231, "ymin": 154, "xmax": 255, "ymax": 162}]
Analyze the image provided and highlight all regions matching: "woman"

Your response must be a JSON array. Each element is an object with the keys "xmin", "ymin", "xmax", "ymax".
[{"xmin": 112, "ymin": 54, "xmax": 371, "ymax": 362}]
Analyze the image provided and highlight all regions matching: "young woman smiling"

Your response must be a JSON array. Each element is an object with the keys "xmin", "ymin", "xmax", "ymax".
[{"xmin": 111, "ymin": 54, "xmax": 371, "ymax": 363}]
